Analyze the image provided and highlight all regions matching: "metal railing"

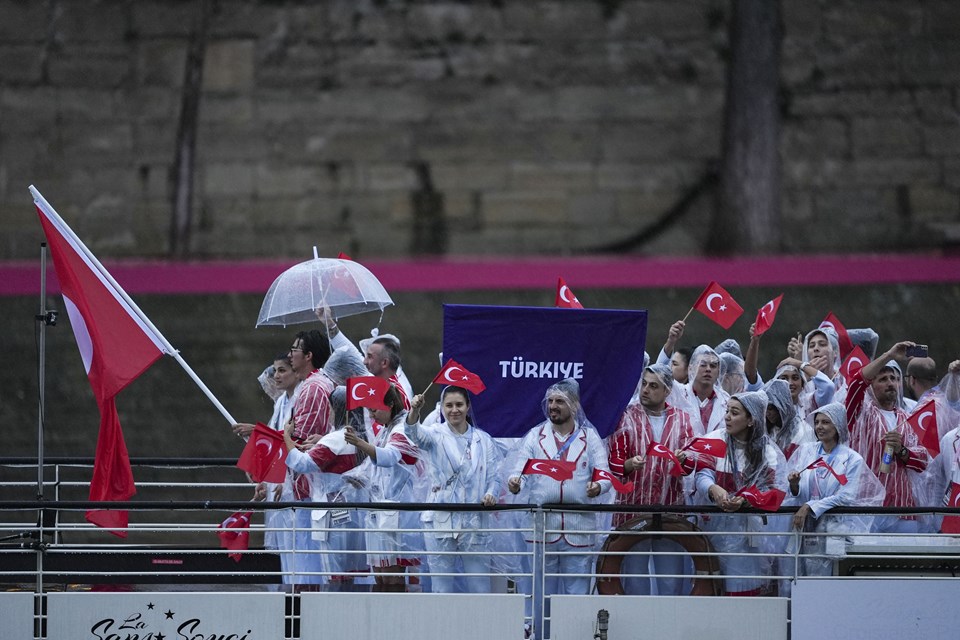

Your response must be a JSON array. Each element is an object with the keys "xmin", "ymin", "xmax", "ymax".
[{"xmin": 3, "ymin": 458, "xmax": 960, "ymax": 639}]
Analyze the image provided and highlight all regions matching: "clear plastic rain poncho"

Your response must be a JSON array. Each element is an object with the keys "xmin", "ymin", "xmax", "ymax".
[
  {"xmin": 719, "ymin": 352, "xmax": 746, "ymax": 396},
  {"xmin": 912, "ymin": 367, "xmax": 960, "ymax": 529},
  {"xmin": 692, "ymin": 390, "xmax": 789, "ymax": 595},
  {"xmin": 257, "ymin": 364, "xmax": 283, "ymax": 402},
  {"xmin": 609, "ymin": 364, "xmax": 695, "ymax": 522},
  {"xmin": 341, "ymin": 405, "xmax": 427, "ymax": 569},
  {"xmin": 323, "ymin": 345, "xmax": 368, "ymax": 387},
  {"xmin": 800, "ymin": 327, "xmax": 846, "ymax": 411},
  {"xmin": 715, "ymin": 338, "xmax": 743, "ymax": 359},
  {"xmin": 785, "ymin": 402, "xmax": 886, "ymax": 577},
  {"xmin": 405, "ymin": 386, "xmax": 521, "ymax": 586},
  {"xmin": 763, "ymin": 378, "xmax": 815, "ymax": 458},
  {"xmin": 505, "ymin": 378, "xmax": 613, "ymax": 545}
]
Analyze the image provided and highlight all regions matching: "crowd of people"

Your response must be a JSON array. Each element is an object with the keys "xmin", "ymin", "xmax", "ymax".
[{"xmin": 231, "ymin": 309, "xmax": 960, "ymax": 624}]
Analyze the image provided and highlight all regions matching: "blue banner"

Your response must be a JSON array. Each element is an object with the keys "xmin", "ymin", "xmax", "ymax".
[{"xmin": 442, "ymin": 304, "xmax": 647, "ymax": 438}]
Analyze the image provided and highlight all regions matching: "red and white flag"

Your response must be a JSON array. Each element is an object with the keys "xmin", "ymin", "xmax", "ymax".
[
  {"xmin": 307, "ymin": 430, "xmax": 361, "ymax": 475},
  {"xmin": 820, "ymin": 311, "xmax": 855, "ymax": 360},
  {"xmin": 692, "ymin": 281, "xmax": 743, "ymax": 330},
  {"xmin": 735, "ymin": 485, "xmax": 786, "ymax": 511},
  {"xmin": 346, "ymin": 376, "xmax": 392, "ymax": 411},
  {"xmin": 592, "ymin": 467, "xmax": 635, "ymax": 494},
  {"xmin": 941, "ymin": 482, "xmax": 960, "ymax": 534},
  {"xmin": 236, "ymin": 423, "xmax": 289, "ymax": 483},
  {"xmin": 217, "ymin": 511, "xmax": 252, "ymax": 563},
  {"xmin": 682, "ymin": 437, "xmax": 728, "ymax": 458},
  {"xmin": 753, "ymin": 294, "xmax": 784, "ymax": 336},
  {"xmin": 433, "ymin": 358, "xmax": 486, "ymax": 394},
  {"xmin": 35, "ymin": 189, "xmax": 170, "ymax": 536},
  {"xmin": 555, "ymin": 277, "xmax": 584, "ymax": 309},
  {"xmin": 337, "ymin": 252, "xmax": 353, "ymax": 260},
  {"xmin": 521, "ymin": 458, "xmax": 576, "ymax": 482},
  {"xmin": 645, "ymin": 441, "xmax": 684, "ymax": 476},
  {"xmin": 840, "ymin": 346, "xmax": 870, "ymax": 384},
  {"xmin": 907, "ymin": 400, "xmax": 939, "ymax": 458},
  {"xmin": 805, "ymin": 457, "xmax": 848, "ymax": 485}
]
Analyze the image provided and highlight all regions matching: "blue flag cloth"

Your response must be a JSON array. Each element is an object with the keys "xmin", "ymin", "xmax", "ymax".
[{"xmin": 442, "ymin": 304, "xmax": 648, "ymax": 438}]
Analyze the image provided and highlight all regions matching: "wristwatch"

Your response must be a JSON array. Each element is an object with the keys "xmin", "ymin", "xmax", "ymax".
[{"xmin": 897, "ymin": 446, "xmax": 909, "ymax": 460}]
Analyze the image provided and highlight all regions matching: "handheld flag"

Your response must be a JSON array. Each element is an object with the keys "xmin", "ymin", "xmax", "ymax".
[
  {"xmin": 645, "ymin": 441, "xmax": 684, "ymax": 476},
  {"xmin": 735, "ymin": 485, "xmax": 786, "ymax": 511},
  {"xmin": 692, "ymin": 281, "xmax": 743, "ymax": 330},
  {"xmin": 942, "ymin": 483, "xmax": 960, "ymax": 534},
  {"xmin": 592, "ymin": 467, "xmax": 634, "ymax": 494},
  {"xmin": 906, "ymin": 400, "xmax": 940, "ymax": 458},
  {"xmin": 805, "ymin": 458, "xmax": 848, "ymax": 485},
  {"xmin": 433, "ymin": 358, "xmax": 486, "ymax": 394},
  {"xmin": 346, "ymin": 376, "xmax": 392, "ymax": 411},
  {"xmin": 35, "ymin": 191, "xmax": 171, "ymax": 536},
  {"xmin": 840, "ymin": 346, "xmax": 870, "ymax": 384},
  {"xmin": 236, "ymin": 423, "xmax": 289, "ymax": 483},
  {"xmin": 217, "ymin": 511, "xmax": 252, "ymax": 562},
  {"xmin": 682, "ymin": 437, "xmax": 728, "ymax": 458},
  {"xmin": 521, "ymin": 458, "xmax": 576, "ymax": 482},
  {"xmin": 754, "ymin": 294, "xmax": 784, "ymax": 336},
  {"xmin": 555, "ymin": 277, "xmax": 584, "ymax": 309},
  {"xmin": 820, "ymin": 311, "xmax": 855, "ymax": 360},
  {"xmin": 337, "ymin": 252, "xmax": 353, "ymax": 260}
]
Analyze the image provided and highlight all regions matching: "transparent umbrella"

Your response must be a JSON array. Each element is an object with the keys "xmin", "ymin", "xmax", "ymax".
[{"xmin": 256, "ymin": 257, "xmax": 394, "ymax": 327}]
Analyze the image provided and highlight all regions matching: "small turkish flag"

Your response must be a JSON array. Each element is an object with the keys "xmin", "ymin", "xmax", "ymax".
[
  {"xmin": 840, "ymin": 346, "xmax": 871, "ymax": 384},
  {"xmin": 735, "ymin": 485, "xmax": 786, "ymax": 511},
  {"xmin": 941, "ymin": 482, "xmax": 960, "ymax": 534},
  {"xmin": 555, "ymin": 277, "xmax": 584, "ymax": 309},
  {"xmin": 692, "ymin": 281, "xmax": 743, "ymax": 330},
  {"xmin": 521, "ymin": 458, "xmax": 576, "ymax": 482},
  {"xmin": 754, "ymin": 294, "xmax": 784, "ymax": 336},
  {"xmin": 682, "ymin": 437, "xmax": 728, "ymax": 458},
  {"xmin": 645, "ymin": 441, "xmax": 684, "ymax": 476},
  {"xmin": 592, "ymin": 467, "xmax": 635, "ymax": 494},
  {"xmin": 236, "ymin": 423, "xmax": 288, "ymax": 483},
  {"xmin": 308, "ymin": 430, "xmax": 361, "ymax": 474},
  {"xmin": 433, "ymin": 358, "xmax": 486, "ymax": 394},
  {"xmin": 820, "ymin": 311, "xmax": 855, "ymax": 360},
  {"xmin": 907, "ymin": 400, "xmax": 939, "ymax": 458},
  {"xmin": 337, "ymin": 252, "xmax": 353, "ymax": 260},
  {"xmin": 346, "ymin": 376, "xmax": 392, "ymax": 411},
  {"xmin": 217, "ymin": 511, "xmax": 252, "ymax": 562},
  {"xmin": 805, "ymin": 457, "xmax": 848, "ymax": 485}
]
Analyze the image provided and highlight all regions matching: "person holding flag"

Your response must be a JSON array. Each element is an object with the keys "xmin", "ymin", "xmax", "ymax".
[
  {"xmin": 785, "ymin": 402, "xmax": 885, "ymax": 579},
  {"xmin": 846, "ymin": 341, "xmax": 930, "ymax": 534},
  {"xmin": 607, "ymin": 363, "xmax": 695, "ymax": 594},
  {"xmin": 912, "ymin": 359, "xmax": 960, "ymax": 533},
  {"xmin": 404, "ymin": 383, "xmax": 505, "ymax": 593},
  {"xmin": 506, "ymin": 379, "xmax": 611, "ymax": 638},
  {"xmin": 659, "ymin": 336, "xmax": 730, "ymax": 437},
  {"xmin": 693, "ymin": 390, "xmax": 787, "ymax": 596},
  {"xmin": 342, "ymin": 383, "xmax": 424, "ymax": 591}
]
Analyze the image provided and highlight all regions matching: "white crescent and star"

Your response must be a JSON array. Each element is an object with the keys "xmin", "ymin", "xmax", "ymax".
[
  {"xmin": 705, "ymin": 293, "xmax": 723, "ymax": 312},
  {"xmin": 529, "ymin": 461, "xmax": 560, "ymax": 474},
  {"xmin": 351, "ymin": 382, "xmax": 370, "ymax": 401},
  {"xmin": 443, "ymin": 366, "xmax": 464, "ymax": 383},
  {"xmin": 559, "ymin": 285, "xmax": 573, "ymax": 303},
  {"xmin": 846, "ymin": 356, "xmax": 864, "ymax": 371},
  {"xmin": 918, "ymin": 411, "xmax": 934, "ymax": 431},
  {"xmin": 952, "ymin": 489, "xmax": 960, "ymax": 508}
]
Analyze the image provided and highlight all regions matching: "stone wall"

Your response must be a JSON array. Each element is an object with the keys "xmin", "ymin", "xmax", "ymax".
[{"xmin": 1, "ymin": 0, "xmax": 958, "ymax": 260}]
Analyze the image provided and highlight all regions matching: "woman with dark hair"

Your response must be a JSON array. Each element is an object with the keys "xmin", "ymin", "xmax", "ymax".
[
  {"xmin": 693, "ymin": 390, "xmax": 787, "ymax": 596},
  {"xmin": 405, "ymin": 386, "xmax": 505, "ymax": 593},
  {"xmin": 344, "ymin": 384, "xmax": 423, "ymax": 591}
]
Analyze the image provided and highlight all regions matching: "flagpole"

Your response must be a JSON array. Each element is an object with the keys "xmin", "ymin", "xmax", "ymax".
[
  {"xmin": 30, "ymin": 186, "xmax": 237, "ymax": 425},
  {"xmin": 681, "ymin": 306, "xmax": 695, "ymax": 323}
]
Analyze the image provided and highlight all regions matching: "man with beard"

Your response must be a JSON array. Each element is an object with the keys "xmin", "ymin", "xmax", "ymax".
[
  {"xmin": 507, "ymin": 379, "xmax": 611, "ymax": 638},
  {"xmin": 608, "ymin": 364, "xmax": 695, "ymax": 594},
  {"xmin": 846, "ymin": 341, "xmax": 929, "ymax": 533}
]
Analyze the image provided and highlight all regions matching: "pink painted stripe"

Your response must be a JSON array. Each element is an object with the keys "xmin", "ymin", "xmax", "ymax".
[{"xmin": 2, "ymin": 254, "xmax": 959, "ymax": 296}]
